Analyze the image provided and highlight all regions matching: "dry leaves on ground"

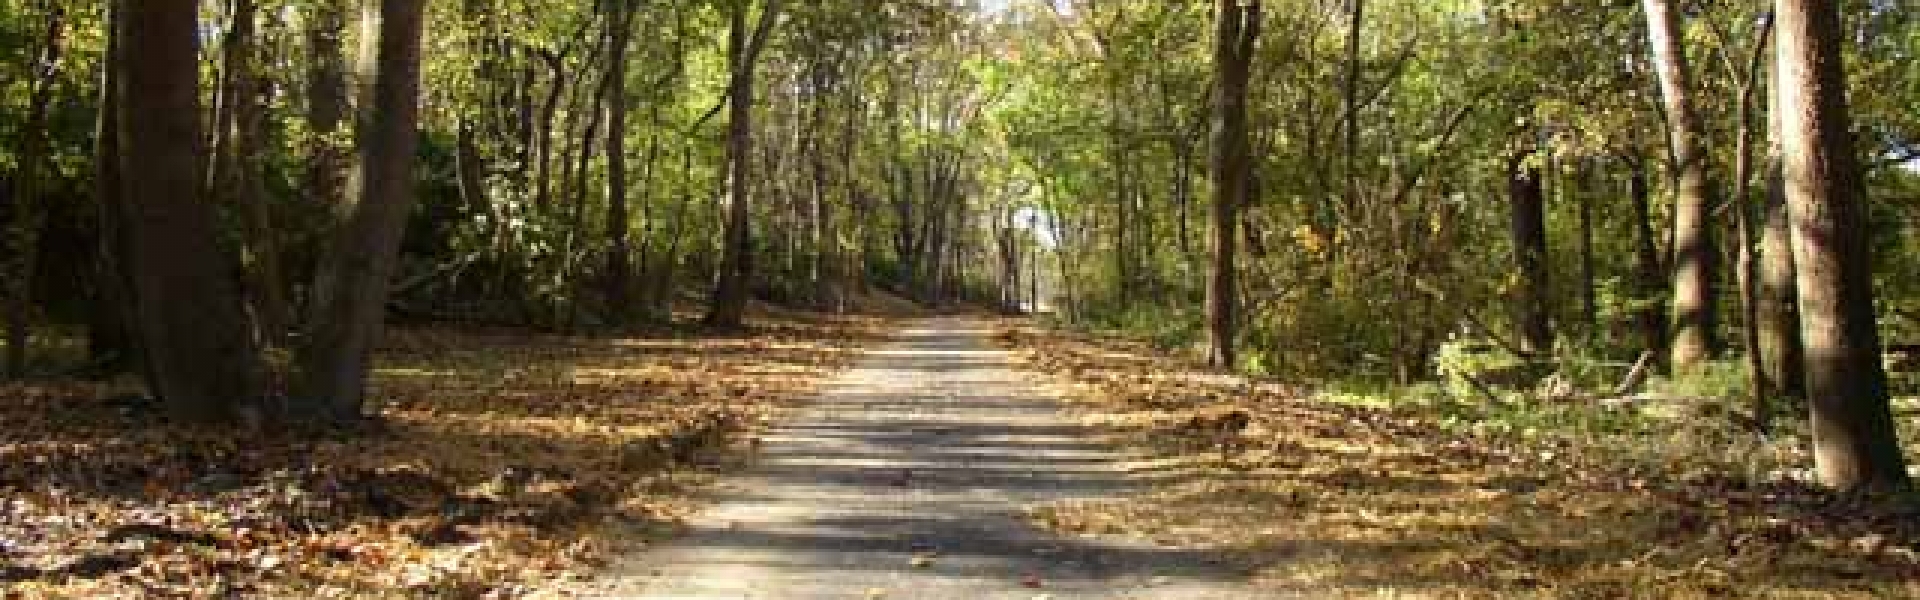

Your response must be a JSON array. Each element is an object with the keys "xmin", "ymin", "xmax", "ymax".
[
  {"xmin": 995, "ymin": 324, "xmax": 1920, "ymax": 599},
  {"xmin": 1, "ymin": 314, "xmax": 880, "ymax": 599}
]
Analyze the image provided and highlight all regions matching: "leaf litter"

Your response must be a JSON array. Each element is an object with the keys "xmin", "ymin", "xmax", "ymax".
[
  {"xmin": 994, "ymin": 323, "xmax": 1920, "ymax": 599},
  {"xmin": 1, "ymin": 314, "xmax": 880, "ymax": 598}
]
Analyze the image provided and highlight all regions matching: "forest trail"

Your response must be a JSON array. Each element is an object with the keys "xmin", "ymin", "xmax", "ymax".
[{"xmin": 581, "ymin": 318, "xmax": 1254, "ymax": 599}]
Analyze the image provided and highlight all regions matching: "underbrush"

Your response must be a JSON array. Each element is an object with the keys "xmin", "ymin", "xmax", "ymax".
[
  {"xmin": 995, "ymin": 323, "xmax": 1920, "ymax": 598},
  {"xmin": 1, "ymin": 315, "xmax": 875, "ymax": 598}
]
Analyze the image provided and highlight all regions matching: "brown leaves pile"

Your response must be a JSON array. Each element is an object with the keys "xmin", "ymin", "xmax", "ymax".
[
  {"xmin": 996, "ymin": 325, "xmax": 1920, "ymax": 599},
  {"xmin": 2, "ymin": 316, "xmax": 874, "ymax": 598}
]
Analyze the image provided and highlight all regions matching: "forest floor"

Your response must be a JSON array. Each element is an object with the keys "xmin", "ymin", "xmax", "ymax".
[
  {"xmin": 11, "ymin": 311, "xmax": 1920, "ymax": 598},
  {"xmin": 994, "ymin": 323, "xmax": 1920, "ymax": 599},
  {"xmin": 0, "ymin": 307, "xmax": 892, "ymax": 598}
]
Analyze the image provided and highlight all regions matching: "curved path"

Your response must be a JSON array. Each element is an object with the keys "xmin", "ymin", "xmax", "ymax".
[{"xmin": 583, "ymin": 318, "xmax": 1252, "ymax": 599}]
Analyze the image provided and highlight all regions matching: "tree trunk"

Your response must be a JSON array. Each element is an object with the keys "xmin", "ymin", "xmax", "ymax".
[
  {"xmin": 1206, "ymin": 0, "xmax": 1259, "ymax": 369},
  {"xmin": 1758, "ymin": 22, "xmax": 1806, "ymax": 421},
  {"xmin": 1731, "ymin": 14, "xmax": 1775, "ymax": 428},
  {"xmin": 1774, "ymin": 0, "xmax": 1910, "ymax": 493},
  {"xmin": 211, "ymin": 0, "xmax": 292, "ymax": 347},
  {"xmin": 1507, "ymin": 147, "xmax": 1553, "ymax": 356},
  {"xmin": 602, "ymin": 0, "xmax": 637, "ymax": 322},
  {"xmin": 296, "ymin": 0, "xmax": 427, "ymax": 422},
  {"xmin": 706, "ymin": 0, "xmax": 783, "ymax": 328},
  {"xmin": 88, "ymin": 0, "xmax": 136, "ymax": 376},
  {"xmin": 1758, "ymin": 162, "xmax": 1806, "ymax": 408},
  {"xmin": 1642, "ymin": 0, "xmax": 1722, "ymax": 369},
  {"xmin": 305, "ymin": 0, "xmax": 350, "ymax": 209},
  {"xmin": 117, "ymin": 0, "xmax": 265, "ymax": 423}
]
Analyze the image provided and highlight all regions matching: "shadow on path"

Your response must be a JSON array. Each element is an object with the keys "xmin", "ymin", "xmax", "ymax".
[{"xmin": 584, "ymin": 318, "xmax": 1261, "ymax": 599}]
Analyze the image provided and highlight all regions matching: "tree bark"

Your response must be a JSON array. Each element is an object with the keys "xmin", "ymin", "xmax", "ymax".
[
  {"xmin": 1730, "ymin": 13, "xmax": 1775, "ymax": 427},
  {"xmin": 1758, "ymin": 19, "xmax": 1806, "ymax": 421},
  {"xmin": 1642, "ymin": 0, "xmax": 1722, "ymax": 369},
  {"xmin": 1507, "ymin": 147, "xmax": 1553, "ymax": 356},
  {"xmin": 305, "ymin": 0, "xmax": 351, "ymax": 209},
  {"xmin": 296, "ymin": 0, "xmax": 427, "ymax": 421},
  {"xmin": 706, "ymin": 0, "xmax": 783, "ymax": 328},
  {"xmin": 1774, "ymin": 0, "xmax": 1910, "ymax": 493},
  {"xmin": 211, "ymin": 0, "xmax": 291, "ymax": 346},
  {"xmin": 602, "ymin": 0, "xmax": 638, "ymax": 321},
  {"xmin": 1206, "ymin": 0, "xmax": 1260, "ymax": 369},
  {"xmin": 88, "ymin": 0, "xmax": 136, "ymax": 375},
  {"xmin": 117, "ymin": 0, "xmax": 265, "ymax": 423}
]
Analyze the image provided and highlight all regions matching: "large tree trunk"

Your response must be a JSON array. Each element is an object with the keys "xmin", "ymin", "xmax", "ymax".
[
  {"xmin": 1206, "ymin": 0, "xmax": 1259, "ymax": 369},
  {"xmin": 706, "ymin": 0, "xmax": 782, "ymax": 328},
  {"xmin": 295, "ymin": 0, "xmax": 426, "ymax": 422},
  {"xmin": 117, "ymin": 0, "xmax": 265, "ymax": 423},
  {"xmin": 1641, "ymin": 0, "xmax": 1722, "ymax": 369},
  {"xmin": 1774, "ymin": 0, "xmax": 1910, "ymax": 493},
  {"xmin": 1507, "ymin": 147, "xmax": 1553, "ymax": 356}
]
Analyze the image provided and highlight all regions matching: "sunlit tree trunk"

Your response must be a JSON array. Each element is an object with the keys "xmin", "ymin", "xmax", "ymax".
[
  {"xmin": 1641, "ymin": 0, "xmax": 1722, "ymax": 369},
  {"xmin": 1758, "ymin": 26, "xmax": 1806, "ymax": 421},
  {"xmin": 1774, "ymin": 0, "xmax": 1910, "ymax": 493}
]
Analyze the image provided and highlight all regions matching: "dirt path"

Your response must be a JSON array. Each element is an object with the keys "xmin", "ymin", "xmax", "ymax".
[{"xmin": 581, "ymin": 318, "xmax": 1253, "ymax": 599}]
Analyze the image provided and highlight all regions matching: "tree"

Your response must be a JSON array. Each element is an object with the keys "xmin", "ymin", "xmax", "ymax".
[
  {"xmin": 1205, "ymin": 0, "xmax": 1259, "ymax": 369},
  {"xmin": 305, "ymin": 0, "xmax": 351, "ymax": 209},
  {"xmin": 1508, "ymin": 144, "xmax": 1553, "ymax": 356},
  {"xmin": 209, "ymin": 0, "xmax": 291, "ymax": 345},
  {"xmin": 114, "ymin": 0, "xmax": 265, "ymax": 423},
  {"xmin": 601, "ymin": 0, "xmax": 639, "ymax": 321},
  {"xmin": 705, "ymin": 0, "xmax": 784, "ymax": 329},
  {"xmin": 296, "ymin": 0, "xmax": 427, "ymax": 421},
  {"xmin": 1774, "ymin": 0, "xmax": 1910, "ymax": 493},
  {"xmin": 1640, "ymin": 0, "xmax": 1722, "ymax": 370}
]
